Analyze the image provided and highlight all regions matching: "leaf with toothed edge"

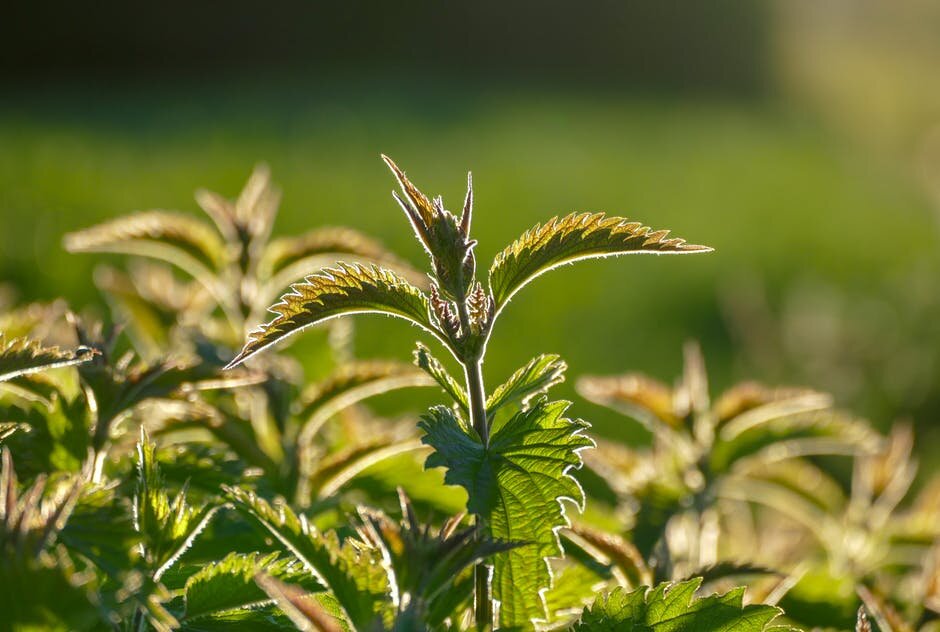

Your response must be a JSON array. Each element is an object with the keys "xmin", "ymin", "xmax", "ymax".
[
  {"xmin": 488, "ymin": 212, "xmax": 712, "ymax": 309},
  {"xmin": 63, "ymin": 210, "xmax": 227, "ymax": 277},
  {"xmin": 574, "ymin": 577, "xmax": 788, "ymax": 631},
  {"xmin": 419, "ymin": 398, "xmax": 594, "ymax": 628},
  {"xmin": 135, "ymin": 433, "xmax": 220, "ymax": 581},
  {"xmin": 134, "ymin": 431, "xmax": 218, "ymax": 581},
  {"xmin": 382, "ymin": 155, "xmax": 477, "ymax": 298},
  {"xmin": 486, "ymin": 354, "xmax": 567, "ymax": 419},
  {"xmin": 182, "ymin": 552, "xmax": 323, "ymax": 623},
  {"xmin": 413, "ymin": 342, "xmax": 468, "ymax": 412},
  {"xmin": 227, "ymin": 263, "xmax": 440, "ymax": 368},
  {"xmin": 224, "ymin": 486, "xmax": 394, "ymax": 631},
  {"xmin": 0, "ymin": 335, "xmax": 97, "ymax": 383}
]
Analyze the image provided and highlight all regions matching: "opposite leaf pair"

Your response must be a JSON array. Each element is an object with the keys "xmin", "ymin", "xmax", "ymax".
[{"xmin": 226, "ymin": 157, "xmax": 710, "ymax": 629}]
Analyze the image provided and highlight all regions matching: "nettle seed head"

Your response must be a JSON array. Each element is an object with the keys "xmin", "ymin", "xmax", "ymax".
[{"xmin": 383, "ymin": 155, "xmax": 477, "ymax": 300}]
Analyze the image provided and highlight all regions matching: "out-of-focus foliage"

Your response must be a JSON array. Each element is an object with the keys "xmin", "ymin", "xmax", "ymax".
[
  {"xmin": 576, "ymin": 343, "xmax": 940, "ymax": 631},
  {"xmin": 1, "ymin": 159, "xmax": 939, "ymax": 632}
]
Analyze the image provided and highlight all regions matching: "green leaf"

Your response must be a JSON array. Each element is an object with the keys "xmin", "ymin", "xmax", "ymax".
[
  {"xmin": 413, "ymin": 343, "xmax": 468, "ymax": 412},
  {"xmin": 227, "ymin": 263, "xmax": 441, "ymax": 368},
  {"xmin": 195, "ymin": 163, "xmax": 280, "ymax": 250},
  {"xmin": 63, "ymin": 210, "xmax": 227, "ymax": 281},
  {"xmin": 710, "ymin": 410, "xmax": 880, "ymax": 474},
  {"xmin": 255, "ymin": 573, "xmax": 347, "ymax": 632},
  {"xmin": 135, "ymin": 433, "xmax": 219, "ymax": 580},
  {"xmin": 420, "ymin": 399, "xmax": 594, "ymax": 628},
  {"xmin": 183, "ymin": 552, "xmax": 321, "ymax": 622},
  {"xmin": 297, "ymin": 360, "xmax": 435, "ymax": 438},
  {"xmin": 574, "ymin": 578, "xmax": 785, "ymax": 631},
  {"xmin": 305, "ymin": 438, "xmax": 426, "ymax": 500},
  {"xmin": 58, "ymin": 483, "xmax": 137, "ymax": 577},
  {"xmin": 259, "ymin": 228, "xmax": 416, "ymax": 306},
  {"xmin": 361, "ymin": 493, "xmax": 523, "ymax": 630},
  {"xmin": 488, "ymin": 212, "xmax": 711, "ymax": 309},
  {"xmin": 486, "ymin": 354, "xmax": 567, "ymax": 418},
  {"xmin": 2, "ymin": 393, "xmax": 92, "ymax": 476},
  {"xmin": 383, "ymin": 155, "xmax": 476, "ymax": 299},
  {"xmin": 0, "ymin": 335, "xmax": 96, "ymax": 383},
  {"xmin": 225, "ymin": 486, "xmax": 393, "ymax": 630}
]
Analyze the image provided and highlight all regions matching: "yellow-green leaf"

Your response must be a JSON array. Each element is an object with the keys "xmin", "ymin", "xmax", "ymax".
[
  {"xmin": 489, "ymin": 212, "xmax": 711, "ymax": 309},
  {"xmin": 227, "ymin": 263, "xmax": 440, "ymax": 368}
]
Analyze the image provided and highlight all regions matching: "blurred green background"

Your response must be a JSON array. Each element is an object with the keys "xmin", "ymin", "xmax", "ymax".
[{"xmin": 2, "ymin": 1, "xmax": 940, "ymax": 454}]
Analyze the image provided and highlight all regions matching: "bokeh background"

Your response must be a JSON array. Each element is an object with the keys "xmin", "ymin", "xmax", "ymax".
[{"xmin": 2, "ymin": 1, "xmax": 940, "ymax": 463}]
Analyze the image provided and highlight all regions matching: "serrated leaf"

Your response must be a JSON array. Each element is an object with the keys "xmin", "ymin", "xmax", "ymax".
[
  {"xmin": 413, "ymin": 343, "xmax": 468, "ymax": 412},
  {"xmin": 228, "ymin": 263, "xmax": 440, "ymax": 368},
  {"xmin": 486, "ymin": 354, "xmax": 567, "ymax": 418},
  {"xmin": 225, "ymin": 486, "xmax": 393, "ymax": 630},
  {"xmin": 256, "ymin": 573, "xmax": 346, "ymax": 632},
  {"xmin": 360, "ymin": 494, "xmax": 523, "ymax": 629},
  {"xmin": 135, "ymin": 433, "xmax": 219, "ymax": 580},
  {"xmin": 488, "ymin": 212, "xmax": 711, "ymax": 309},
  {"xmin": 420, "ymin": 399, "xmax": 594, "ymax": 628},
  {"xmin": 574, "ymin": 577, "xmax": 785, "ymax": 631},
  {"xmin": 64, "ymin": 210, "xmax": 227, "ymax": 281},
  {"xmin": 259, "ymin": 228, "xmax": 415, "ymax": 304},
  {"xmin": 0, "ymin": 335, "xmax": 96, "ymax": 383},
  {"xmin": 183, "ymin": 552, "xmax": 322, "ymax": 622}
]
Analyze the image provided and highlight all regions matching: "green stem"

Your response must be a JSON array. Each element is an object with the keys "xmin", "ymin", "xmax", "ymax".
[
  {"xmin": 454, "ymin": 292, "xmax": 493, "ymax": 629},
  {"xmin": 464, "ymin": 359, "xmax": 489, "ymax": 445}
]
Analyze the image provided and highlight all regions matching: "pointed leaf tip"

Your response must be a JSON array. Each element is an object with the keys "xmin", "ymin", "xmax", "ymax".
[
  {"xmin": 489, "ymin": 212, "xmax": 712, "ymax": 309},
  {"xmin": 229, "ymin": 262, "xmax": 440, "ymax": 368}
]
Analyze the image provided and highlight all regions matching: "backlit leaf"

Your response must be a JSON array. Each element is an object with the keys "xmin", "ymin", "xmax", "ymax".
[
  {"xmin": 183, "ymin": 552, "xmax": 321, "ymax": 623},
  {"xmin": 64, "ymin": 211, "xmax": 227, "ymax": 282},
  {"xmin": 486, "ymin": 354, "xmax": 567, "ymax": 418},
  {"xmin": 413, "ymin": 342, "xmax": 468, "ymax": 412},
  {"xmin": 489, "ymin": 212, "xmax": 711, "ymax": 309},
  {"xmin": 135, "ymin": 432, "xmax": 219, "ymax": 580},
  {"xmin": 225, "ymin": 486, "xmax": 393, "ymax": 630},
  {"xmin": 227, "ymin": 263, "xmax": 440, "ymax": 368},
  {"xmin": 420, "ymin": 399, "xmax": 593, "ymax": 628},
  {"xmin": 574, "ymin": 577, "xmax": 786, "ymax": 631},
  {"xmin": 0, "ymin": 335, "xmax": 96, "ymax": 383}
]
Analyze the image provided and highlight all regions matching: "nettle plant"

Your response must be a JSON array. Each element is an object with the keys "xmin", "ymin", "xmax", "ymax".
[
  {"xmin": 63, "ymin": 168, "xmax": 443, "ymax": 510},
  {"xmin": 19, "ymin": 157, "xmax": 932, "ymax": 631},
  {"xmin": 225, "ymin": 156, "xmax": 713, "ymax": 628}
]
